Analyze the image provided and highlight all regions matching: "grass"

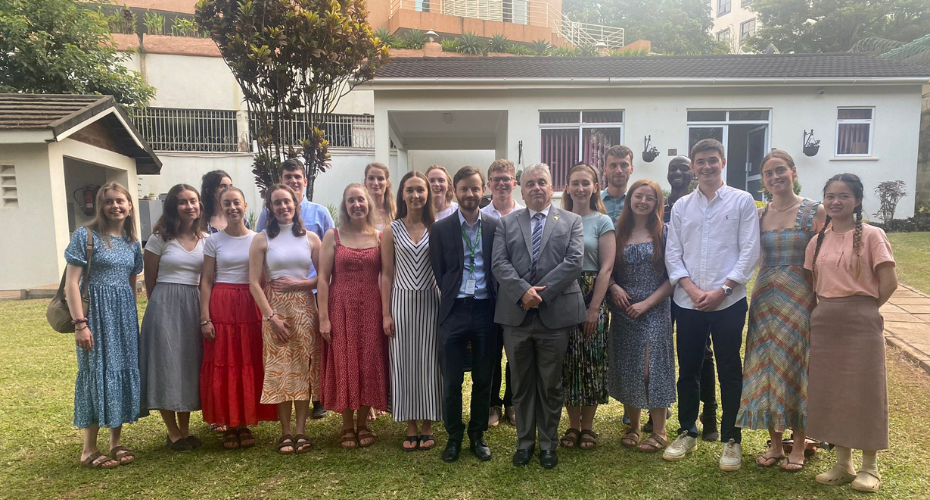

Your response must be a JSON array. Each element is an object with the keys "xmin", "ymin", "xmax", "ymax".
[
  {"xmin": 887, "ymin": 232, "xmax": 930, "ymax": 293},
  {"xmin": 3, "ymin": 234, "xmax": 930, "ymax": 498}
]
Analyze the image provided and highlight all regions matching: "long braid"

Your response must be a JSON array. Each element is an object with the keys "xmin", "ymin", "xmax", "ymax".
[
  {"xmin": 853, "ymin": 206, "xmax": 863, "ymax": 280},
  {"xmin": 811, "ymin": 215, "xmax": 832, "ymax": 285}
]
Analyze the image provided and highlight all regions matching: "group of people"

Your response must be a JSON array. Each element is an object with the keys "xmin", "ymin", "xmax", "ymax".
[{"xmin": 63, "ymin": 139, "xmax": 896, "ymax": 492}]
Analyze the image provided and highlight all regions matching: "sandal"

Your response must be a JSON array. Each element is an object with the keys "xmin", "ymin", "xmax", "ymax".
[
  {"xmin": 620, "ymin": 430, "xmax": 641, "ymax": 448},
  {"xmin": 277, "ymin": 434, "xmax": 295, "ymax": 455},
  {"xmin": 637, "ymin": 434, "xmax": 668, "ymax": 453},
  {"xmin": 418, "ymin": 434, "xmax": 435, "ymax": 451},
  {"xmin": 756, "ymin": 453, "xmax": 784, "ymax": 467},
  {"xmin": 560, "ymin": 428, "xmax": 581, "ymax": 448},
  {"xmin": 186, "ymin": 435, "xmax": 204, "ymax": 450},
  {"xmin": 294, "ymin": 434, "xmax": 312, "ymax": 454},
  {"xmin": 109, "ymin": 446, "xmax": 135, "ymax": 465},
  {"xmin": 338, "ymin": 428, "xmax": 358, "ymax": 449},
  {"xmin": 210, "ymin": 423, "xmax": 228, "ymax": 433},
  {"xmin": 781, "ymin": 458, "xmax": 805, "ymax": 472},
  {"xmin": 357, "ymin": 426, "xmax": 376, "ymax": 448},
  {"xmin": 223, "ymin": 429, "xmax": 240, "ymax": 450},
  {"xmin": 402, "ymin": 436, "xmax": 420, "ymax": 452},
  {"xmin": 579, "ymin": 430, "xmax": 599, "ymax": 450},
  {"xmin": 166, "ymin": 435, "xmax": 193, "ymax": 452},
  {"xmin": 81, "ymin": 451, "xmax": 118, "ymax": 469},
  {"xmin": 238, "ymin": 428, "xmax": 255, "ymax": 449}
]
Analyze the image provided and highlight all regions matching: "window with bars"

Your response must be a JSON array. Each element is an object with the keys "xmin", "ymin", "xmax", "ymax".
[
  {"xmin": 539, "ymin": 110, "xmax": 623, "ymax": 190},
  {"xmin": 132, "ymin": 108, "xmax": 239, "ymax": 152},
  {"xmin": 740, "ymin": 19, "xmax": 756, "ymax": 40},
  {"xmin": 835, "ymin": 108, "xmax": 874, "ymax": 156},
  {"xmin": 717, "ymin": 0, "xmax": 731, "ymax": 16}
]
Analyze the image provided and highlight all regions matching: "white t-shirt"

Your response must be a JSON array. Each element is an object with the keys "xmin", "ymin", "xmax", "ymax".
[
  {"xmin": 435, "ymin": 202, "xmax": 459, "ymax": 220},
  {"xmin": 204, "ymin": 230, "xmax": 256, "ymax": 284},
  {"xmin": 144, "ymin": 233, "xmax": 207, "ymax": 286}
]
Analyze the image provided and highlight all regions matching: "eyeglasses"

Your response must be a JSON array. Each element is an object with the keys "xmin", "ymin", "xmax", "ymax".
[
  {"xmin": 631, "ymin": 194, "xmax": 657, "ymax": 203},
  {"xmin": 490, "ymin": 176, "xmax": 514, "ymax": 184}
]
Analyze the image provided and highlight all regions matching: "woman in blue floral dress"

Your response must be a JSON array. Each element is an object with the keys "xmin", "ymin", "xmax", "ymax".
[{"xmin": 65, "ymin": 182, "xmax": 144, "ymax": 469}]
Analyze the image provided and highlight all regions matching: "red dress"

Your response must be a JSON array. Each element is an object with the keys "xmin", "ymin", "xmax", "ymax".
[{"xmin": 320, "ymin": 230, "xmax": 389, "ymax": 413}]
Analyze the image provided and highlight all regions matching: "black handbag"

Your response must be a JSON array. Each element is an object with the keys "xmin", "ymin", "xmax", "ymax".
[{"xmin": 46, "ymin": 229, "xmax": 94, "ymax": 333}]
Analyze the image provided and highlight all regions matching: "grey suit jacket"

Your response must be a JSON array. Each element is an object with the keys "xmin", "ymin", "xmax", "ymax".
[{"xmin": 491, "ymin": 206, "xmax": 586, "ymax": 329}]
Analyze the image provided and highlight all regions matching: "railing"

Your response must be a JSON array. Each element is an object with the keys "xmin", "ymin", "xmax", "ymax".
[
  {"xmin": 132, "ymin": 108, "xmax": 240, "ymax": 152},
  {"xmin": 389, "ymin": 0, "xmax": 623, "ymax": 49},
  {"xmin": 131, "ymin": 108, "xmax": 375, "ymax": 152},
  {"xmin": 249, "ymin": 113, "xmax": 375, "ymax": 150}
]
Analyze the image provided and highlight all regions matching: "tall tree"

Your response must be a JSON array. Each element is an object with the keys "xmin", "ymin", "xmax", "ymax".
[
  {"xmin": 196, "ymin": 0, "xmax": 388, "ymax": 200},
  {"xmin": 563, "ymin": 0, "xmax": 729, "ymax": 54},
  {"xmin": 747, "ymin": 0, "xmax": 930, "ymax": 53},
  {"xmin": 0, "ymin": 0, "xmax": 154, "ymax": 107}
]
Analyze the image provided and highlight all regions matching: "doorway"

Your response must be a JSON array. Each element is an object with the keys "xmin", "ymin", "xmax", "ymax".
[{"xmin": 687, "ymin": 110, "xmax": 770, "ymax": 200}]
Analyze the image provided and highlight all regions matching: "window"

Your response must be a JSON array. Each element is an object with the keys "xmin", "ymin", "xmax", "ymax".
[
  {"xmin": 717, "ymin": 0, "xmax": 731, "ymax": 16},
  {"xmin": 740, "ymin": 19, "xmax": 756, "ymax": 40},
  {"xmin": 835, "ymin": 108, "xmax": 874, "ymax": 156},
  {"xmin": 717, "ymin": 28, "xmax": 731, "ymax": 42},
  {"xmin": 539, "ymin": 111, "xmax": 624, "ymax": 190},
  {"xmin": 1, "ymin": 164, "xmax": 16, "ymax": 208}
]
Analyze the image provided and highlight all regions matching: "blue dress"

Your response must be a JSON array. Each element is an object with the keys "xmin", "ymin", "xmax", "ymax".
[{"xmin": 65, "ymin": 227, "xmax": 144, "ymax": 428}]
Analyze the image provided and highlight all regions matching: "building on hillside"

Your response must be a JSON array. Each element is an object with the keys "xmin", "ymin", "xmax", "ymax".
[
  {"xmin": 0, "ymin": 94, "xmax": 161, "ymax": 290},
  {"xmin": 710, "ymin": 0, "xmax": 758, "ymax": 53},
  {"xmin": 364, "ymin": 54, "xmax": 930, "ymax": 218}
]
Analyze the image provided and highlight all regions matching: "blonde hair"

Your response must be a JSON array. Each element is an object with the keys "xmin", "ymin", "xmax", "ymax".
[
  {"xmin": 87, "ymin": 182, "xmax": 137, "ymax": 246},
  {"xmin": 339, "ymin": 183, "xmax": 379, "ymax": 231},
  {"xmin": 364, "ymin": 162, "xmax": 396, "ymax": 222},
  {"xmin": 425, "ymin": 165, "xmax": 455, "ymax": 203},
  {"xmin": 561, "ymin": 163, "xmax": 607, "ymax": 214}
]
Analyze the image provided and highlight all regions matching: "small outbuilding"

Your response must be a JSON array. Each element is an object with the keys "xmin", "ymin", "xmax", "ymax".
[{"xmin": 0, "ymin": 94, "xmax": 161, "ymax": 290}]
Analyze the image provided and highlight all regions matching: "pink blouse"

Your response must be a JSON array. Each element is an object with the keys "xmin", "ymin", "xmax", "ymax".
[{"xmin": 803, "ymin": 224, "xmax": 895, "ymax": 299}]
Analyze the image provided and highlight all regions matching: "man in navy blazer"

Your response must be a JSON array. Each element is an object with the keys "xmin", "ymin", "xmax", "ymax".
[{"xmin": 430, "ymin": 166, "xmax": 500, "ymax": 463}]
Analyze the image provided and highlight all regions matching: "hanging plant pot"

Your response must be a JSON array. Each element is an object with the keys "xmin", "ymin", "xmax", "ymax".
[
  {"xmin": 803, "ymin": 145, "xmax": 820, "ymax": 157},
  {"xmin": 642, "ymin": 149, "xmax": 659, "ymax": 162}
]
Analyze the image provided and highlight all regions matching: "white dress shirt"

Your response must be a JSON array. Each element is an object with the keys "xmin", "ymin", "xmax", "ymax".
[
  {"xmin": 665, "ymin": 183, "xmax": 760, "ymax": 311},
  {"xmin": 480, "ymin": 199, "xmax": 524, "ymax": 219}
]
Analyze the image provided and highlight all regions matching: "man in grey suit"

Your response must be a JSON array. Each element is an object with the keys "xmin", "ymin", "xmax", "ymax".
[{"xmin": 492, "ymin": 163, "xmax": 585, "ymax": 469}]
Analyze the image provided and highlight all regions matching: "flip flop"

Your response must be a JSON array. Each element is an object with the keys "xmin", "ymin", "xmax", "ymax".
[
  {"xmin": 81, "ymin": 451, "xmax": 118, "ymax": 469},
  {"xmin": 756, "ymin": 454, "xmax": 783, "ymax": 467},
  {"xmin": 418, "ymin": 434, "xmax": 435, "ymax": 451},
  {"xmin": 781, "ymin": 459, "xmax": 805, "ymax": 472},
  {"xmin": 402, "ymin": 436, "xmax": 419, "ymax": 452}
]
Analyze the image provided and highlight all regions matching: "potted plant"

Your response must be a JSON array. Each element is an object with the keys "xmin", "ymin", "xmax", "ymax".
[{"xmin": 803, "ymin": 130, "xmax": 820, "ymax": 157}]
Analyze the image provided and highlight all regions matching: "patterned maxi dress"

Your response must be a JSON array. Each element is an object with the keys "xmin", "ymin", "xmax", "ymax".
[
  {"xmin": 320, "ymin": 229, "xmax": 390, "ymax": 413},
  {"xmin": 388, "ymin": 220, "xmax": 442, "ymax": 421},
  {"xmin": 736, "ymin": 198, "xmax": 820, "ymax": 431},
  {"xmin": 65, "ymin": 227, "xmax": 144, "ymax": 428},
  {"xmin": 608, "ymin": 241, "xmax": 675, "ymax": 410}
]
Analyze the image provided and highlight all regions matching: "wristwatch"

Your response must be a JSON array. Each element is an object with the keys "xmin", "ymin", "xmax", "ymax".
[{"xmin": 720, "ymin": 285, "xmax": 733, "ymax": 296}]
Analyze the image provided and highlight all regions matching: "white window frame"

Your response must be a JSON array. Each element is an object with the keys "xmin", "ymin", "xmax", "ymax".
[
  {"xmin": 835, "ymin": 107, "xmax": 875, "ymax": 157},
  {"xmin": 717, "ymin": 28, "xmax": 731, "ymax": 42},
  {"xmin": 538, "ymin": 110, "xmax": 624, "ymax": 192},
  {"xmin": 717, "ymin": 0, "xmax": 731, "ymax": 17},
  {"xmin": 740, "ymin": 19, "xmax": 756, "ymax": 40}
]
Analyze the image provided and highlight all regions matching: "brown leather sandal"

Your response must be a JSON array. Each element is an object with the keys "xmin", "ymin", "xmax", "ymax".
[
  {"xmin": 579, "ymin": 430, "xmax": 599, "ymax": 450},
  {"xmin": 560, "ymin": 428, "xmax": 580, "ymax": 448},
  {"xmin": 109, "ymin": 446, "xmax": 135, "ymax": 465},
  {"xmin": 277, "ymin": 434, "xmax": 295, "ymax": 455},
  {"xmin": 638, "ymin": 434, "xmax": 668, "ymax": 453},
  {"xmin": 223, "ymin": 429, "xmax": 240, "ymax": 450},
  {"xmin": 81, "ymin": 451, "xmax": 118, "ymax": 469},
  {"xmin": 294, "ymin": 434, "xmax": 312, "ymax": 454},
  {"xmin": 620, "ymin": 430, "xmax": 641, "ymax": 448},
  {"xmin": 338, "ymin": 428, "xmax": 358, "ymax": 449},
  {"xmin": 357, "ymin": 426, "xmax": 376, "ymax": 448}
]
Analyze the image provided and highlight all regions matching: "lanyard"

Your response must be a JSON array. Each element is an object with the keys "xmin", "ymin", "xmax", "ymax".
[{"xmin": 460, "ymin": 220, "xmax": 482, "ymax": 275}]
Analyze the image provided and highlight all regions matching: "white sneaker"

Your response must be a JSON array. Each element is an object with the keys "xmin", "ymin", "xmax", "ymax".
[
  {"xmin": 719, "ymin": 439, "xmax": 742, "ymax": 471},
  {"xmin": 662, "ymin": 434, "xmax": 697, "ymax": 461}
]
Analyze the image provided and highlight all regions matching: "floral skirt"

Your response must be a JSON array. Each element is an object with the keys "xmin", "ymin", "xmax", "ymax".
[{"xmin": 562, "ymin": 273, "xmax": 610, "ymax": 407}]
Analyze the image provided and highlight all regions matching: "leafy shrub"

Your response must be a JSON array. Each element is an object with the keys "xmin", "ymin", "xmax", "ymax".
[
  {"xmin": 107, "ymin": 7, "xmax": 136, "ymax": 34},
  {"xmin": 440, "ymin": 39, "xmax": 459, "ymax": 53},
  {"xmin": 578, "ymin": 44, "xmax": 597, "ymax": 56},
  {"xmin": 456, "ymin": 31, "xmax": 485, "ymax": 55},
  {"xmin": 171, "ymin": 18, "xmax": 203, "ymax": 37},
  {"xmin": 874, "ymin": 180, "xmax": 907, "ymax": 224},
  {"xmin": 609, "ymin": 48, "xmax": 651, "ymax": 57},
  {"xmin": 143, "ymin": 11, "xmax": 165, "ymax": 35},
  {"xmin": 530, "ymin": 39, "xmax": 550, "ymax": 56},
  {"xmin": 374, "ymin": 28, "xmax": 398, "ymax": 48},
  {"xmin": 488, "ymin": 34, "xmax": 509, "ymax": 53},
  {"xmin": 872, "ymin": 204, "xmax": 930, "ymax": 233},
  {"xmin": 507, "ymin": 43, "xmax": 532, "ymax": 55},
  {"xmin": 553, "ymin": 45, "xmax": 580, "ymax": 57},
  {"xmin": 401, "ymin": 29, "xmax": 427, "ymax": 49}
]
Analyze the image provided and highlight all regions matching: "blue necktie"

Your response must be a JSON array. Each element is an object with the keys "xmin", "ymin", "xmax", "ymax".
[{"xmin": 530, "ymin": 212, "xmax": 545, "ymax": 283}]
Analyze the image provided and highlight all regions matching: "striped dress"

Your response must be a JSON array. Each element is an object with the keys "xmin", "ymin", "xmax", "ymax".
[
  {"xmin": 388, "ymin": 220, "xmax": 443, "ymax": 421},
  {"xmin": 736, "ymin": 198, "xmax": 820, "ymax": 432}
]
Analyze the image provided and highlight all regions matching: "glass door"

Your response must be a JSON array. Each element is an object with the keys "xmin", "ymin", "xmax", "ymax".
[{"xmin": 745, "ymin": 125, "xmax": 767, "ymax": 200}]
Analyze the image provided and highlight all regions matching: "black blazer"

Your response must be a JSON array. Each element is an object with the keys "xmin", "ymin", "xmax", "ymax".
[{"xmin": 430, "ymin": 210, "xmax": 499, "ymax": 324}]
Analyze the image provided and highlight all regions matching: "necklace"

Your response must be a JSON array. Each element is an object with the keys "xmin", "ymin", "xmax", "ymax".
[{"xmin": 769, "ymin": 197, "xmax": 800, "ymax": 212}]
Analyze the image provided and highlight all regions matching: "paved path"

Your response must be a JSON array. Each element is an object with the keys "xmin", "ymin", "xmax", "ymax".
[{"xmin": 883, "ymin": 285, "xmax": 930, "ymax": 374}]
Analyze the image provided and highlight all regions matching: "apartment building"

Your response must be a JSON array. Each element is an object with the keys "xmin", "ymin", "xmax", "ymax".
[{"xmin": 710, "ymin": 0, "xmax": 758, "ymax": 53}]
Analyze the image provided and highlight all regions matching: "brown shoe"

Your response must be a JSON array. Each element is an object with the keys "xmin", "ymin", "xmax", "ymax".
[
  {"xmin": 489, "ymin": 406, "xmax": 502, "ymax": 427},
  {"xmin": 505, "ymin": 406, "xmax": 516, "ymax": 426}
]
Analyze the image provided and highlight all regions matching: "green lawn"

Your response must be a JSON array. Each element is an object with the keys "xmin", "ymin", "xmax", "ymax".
[
  {"xmin": 3, "ymin": 234, "xmax": 930, "ymax": 498},
  {"xmin": 887, "ymin": 232, "xmax": 930, "ymax": 294}
]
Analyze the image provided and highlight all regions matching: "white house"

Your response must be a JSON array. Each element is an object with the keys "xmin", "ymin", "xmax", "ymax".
[
  {"xmin": 365, "ymin": 54, "xmax": 930, "ymax": 218},
  {"xmin": 0, "ymin": 94, "xmax": 161, "ymax": 289}
]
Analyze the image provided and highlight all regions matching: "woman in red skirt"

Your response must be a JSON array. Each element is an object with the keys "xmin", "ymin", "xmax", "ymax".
[{"xmin": 200, "ymin": 187, "xmax": 277, "ymax": 449}]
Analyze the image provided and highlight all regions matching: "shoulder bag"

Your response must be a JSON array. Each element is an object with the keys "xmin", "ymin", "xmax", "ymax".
[{"xmin": 47, "ymin": 229, "xmax": 95, "ymax": 333}]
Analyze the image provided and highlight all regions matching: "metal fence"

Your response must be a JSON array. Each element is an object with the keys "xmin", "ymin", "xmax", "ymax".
[
  {"xmin": 131, "ymin": 108, "xmax": 375, "ymax": 152},
  {"xmin": 132, "ymin": 108, "xmax": 240, "ymax": 152}
]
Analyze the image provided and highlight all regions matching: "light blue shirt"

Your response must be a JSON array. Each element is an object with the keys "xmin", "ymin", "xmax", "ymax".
[
  {"xmin": 601, "ymin": 189, "xmax": 625, "ymax": 223},
  {"xmin": 457, "ymin": 210, "xmax": 488, "ymax": 299},
  {"xmin": 256, "ymin": 198, "xmax": 334, "ymax": 280}
]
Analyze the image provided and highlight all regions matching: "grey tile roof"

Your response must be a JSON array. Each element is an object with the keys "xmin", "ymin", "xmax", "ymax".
[
  {"xmin": 0, "ymin": 94, "xmax": 161, "ymax": 173},
  {"xmin": 373, "ymin": 54, "xmax": 930, "ymax": 81}
]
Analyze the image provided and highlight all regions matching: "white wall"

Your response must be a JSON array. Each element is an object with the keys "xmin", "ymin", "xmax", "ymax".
[
  {"xmin": 710, "ymin": 0, "xmax": 758, "ymax": 53},
  {"xmin": 373, "ymin": 84, "xmax": 923, "ymax": 218}
]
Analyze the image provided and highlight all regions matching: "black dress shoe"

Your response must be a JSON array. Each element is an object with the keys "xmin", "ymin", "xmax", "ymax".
[
  {"xmin": 441, "ymin": 441, "xmax": 462, "ymax": 462},
  {"xmin": 539, "ymin": 450, "xmax": 558, "ymax": 469},
  {"xmin": 470, "ymin": 438, "xmax": 492, "ymax": 461},
  {"xmin": 512, "ymin": 448, "xmax": 532, "ymax": 466}
]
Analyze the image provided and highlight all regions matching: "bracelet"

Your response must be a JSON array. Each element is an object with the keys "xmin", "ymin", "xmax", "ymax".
[
  {"xmin": 200, "ymin": 319, "xmax": 212, "ymax": 326},
  {"xmin": 75, "ymin": 324, "xmax": 88, "ymax": 331},
  {"xmin": 263, "ymin": 313, "xmax": 277, "ymax": 322},
  {"xmin": 71, "ymin": 318, "xmax": 88, "ymax": 324}
]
